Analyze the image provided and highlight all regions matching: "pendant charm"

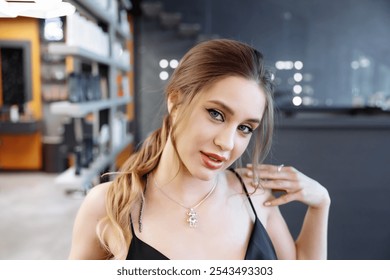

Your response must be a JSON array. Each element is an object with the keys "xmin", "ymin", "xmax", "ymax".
[{"xmin": 187, "ymin": 208, "xmax": 198, "ymax": 228}]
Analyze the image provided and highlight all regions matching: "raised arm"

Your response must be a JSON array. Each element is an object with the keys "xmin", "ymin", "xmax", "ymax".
[{"xmin": 245, "ymin": 164, "xmax": 331, "ymax": 259}]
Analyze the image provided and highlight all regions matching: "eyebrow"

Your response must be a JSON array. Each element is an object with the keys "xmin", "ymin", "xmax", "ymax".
[{"xmin": 208, "ymin": 100, "xmax": 261, "ymax": 124}]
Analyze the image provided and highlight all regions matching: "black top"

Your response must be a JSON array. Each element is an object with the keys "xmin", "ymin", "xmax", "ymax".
[{"xmin": 126, "ymin": 169, "xmax": 277, "ymax": 260}]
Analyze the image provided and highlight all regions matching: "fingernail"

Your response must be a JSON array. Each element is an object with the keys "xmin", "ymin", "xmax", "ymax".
[
  {"xmin": 246, "ymin": 171, "xmax": 253, "ymax": 176},
  {"xmin": 264, "ymin": 201, "xmax": 271, "ymax": 206}
]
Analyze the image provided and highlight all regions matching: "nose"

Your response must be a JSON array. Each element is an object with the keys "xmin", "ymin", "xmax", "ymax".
[{"xmin": 214, "ymin": 126, "xmax": 235, "ymax": 151}]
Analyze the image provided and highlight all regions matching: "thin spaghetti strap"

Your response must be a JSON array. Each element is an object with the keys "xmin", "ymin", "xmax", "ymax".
[
  {"xmin": 228, "ymin": 168, "xmax": 258, "ymax": 218},
  {"xmin": 129, "ymin": 215, "xmax": 135, "ymax": 234}
]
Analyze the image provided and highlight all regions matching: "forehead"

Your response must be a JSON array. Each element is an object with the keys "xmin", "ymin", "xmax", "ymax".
[{"xmin": 199, "ymin": 76, "xmax": 266, "ymax": 118}]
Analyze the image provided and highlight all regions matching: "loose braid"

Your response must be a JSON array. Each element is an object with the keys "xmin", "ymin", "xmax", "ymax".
[{"xmin": 97, "ymin": 115, "xmax": 171, "ymax": 259}]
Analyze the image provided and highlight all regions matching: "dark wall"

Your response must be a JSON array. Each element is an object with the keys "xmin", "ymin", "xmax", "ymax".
[
  {"xmin": 159, "ymin": 0, "xmax": 390, "ymax": 106},
  {"xmin": 137, "ymin": 0, "xmax": 390, "ymax": 139},
  {"xmin": 269, "ymin": 114, "xmax": 390, "ymax": 259},
  {"xmin": 134, "ymin": 0, "xmax": 390, "ymax": 259}
]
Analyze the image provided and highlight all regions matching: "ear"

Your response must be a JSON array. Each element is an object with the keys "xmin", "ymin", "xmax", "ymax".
[
  {"xmin": 167, "ymin": 95, "xmax": 175, "ymax": 114},
  {"xmin": 167, "ymin": 90, "xmax": 180, "ymax": 115}
]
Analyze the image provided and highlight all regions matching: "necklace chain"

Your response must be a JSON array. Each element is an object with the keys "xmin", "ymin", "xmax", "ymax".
[{"xmin": 153, "ymin": 174, "xmax": 218, "ymax": 228}]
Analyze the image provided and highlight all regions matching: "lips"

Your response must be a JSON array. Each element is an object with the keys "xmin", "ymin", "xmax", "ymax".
[{"xmin": 200, "ymin": 152, "xmax": 227, "ymax": 170}]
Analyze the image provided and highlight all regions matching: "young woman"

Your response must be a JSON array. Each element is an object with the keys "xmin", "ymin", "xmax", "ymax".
[{"xmin": 69, "ymin": 39, "xmax": 330, "ymax": 260}]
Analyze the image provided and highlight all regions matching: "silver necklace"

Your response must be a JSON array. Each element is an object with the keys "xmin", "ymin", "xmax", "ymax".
[{"xmin": 153, "ymin": 175, "xmax": 218, "ymax": 228}]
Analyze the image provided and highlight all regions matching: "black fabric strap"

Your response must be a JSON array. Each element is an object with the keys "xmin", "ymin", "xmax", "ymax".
[{"xmin": 228, "ymin": 168, "xmax": 258, "ymax": 219}]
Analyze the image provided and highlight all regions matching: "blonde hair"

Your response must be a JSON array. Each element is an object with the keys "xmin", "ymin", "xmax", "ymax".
[{"xmin": 97, "ymin": 39, "xmax": 275, "ymax": 259}]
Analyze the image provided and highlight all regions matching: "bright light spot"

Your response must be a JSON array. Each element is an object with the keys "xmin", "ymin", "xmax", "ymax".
[
  {"xmin": 285, "ymin": 61, "xmax": 294, "ymax": 70},
  {"xmin": 159, "ymin": 59, "xmax": 169, "ymax": 68},
  {"xmin": 270, "ymin": 73, "xmax": 275, "ymax": 81},
  {"xmin": 292, "ymin": 96, "xmax": 302, "ymax": 106},
  {"xmin": 294, "ymin": 73, "xmax": 303, "ymax": 82},
  {"xmin": 360, "ymin": 57, "xmax": 370, "ymax": 68},
  {"xmin": 169, "ymin": 59, "xmax": 179, "ymax": 68},
  {"xmin": 351, "ymin": 61, "xmax": 360, "ymax": 69},
  {"xmin": 159, "ymin": 71, "xmax": 169, "ymax": 80},
  {"xmin": 44, "ymin": 18, "xmax": 64, "ymax": 41},
  {"xmin": 293, "ymin": 85, "xmax": 302, "ymax": 94},
  {"xmin": 303, "ymin": 96, "xmax": 314, "ymax": 106},
  {"xmin": 275, "ymin": 61, "xmax": 284, "ymax": 70},
  {"xmin": 275, "ymin": 61, "xmax": 294, "ymax": 70},
  {"xmin": 294, "ymin": 61, "xmax": 303, "ymax": 70}
]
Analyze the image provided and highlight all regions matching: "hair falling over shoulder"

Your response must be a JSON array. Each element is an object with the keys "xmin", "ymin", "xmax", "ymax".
[
  {"xmin": 97, "ymin": 115, "xmax": 171, "ymax": 259},
  {"xmin": 96, "ymin": 39, "xmax": 275, "ymax": 259}
]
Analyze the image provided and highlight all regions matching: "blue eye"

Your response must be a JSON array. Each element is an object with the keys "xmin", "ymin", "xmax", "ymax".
[
  {"xmin": 207, "ymin": 109, "xmax": 224, "ymax": 121},
  {"xmin": 238, "ymin": 125, "xmax": 253, "ymax": 135}
]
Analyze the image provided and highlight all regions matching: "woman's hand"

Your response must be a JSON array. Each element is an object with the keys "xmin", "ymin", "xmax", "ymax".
[{"xmin": 245, "ymin": 164, "xmax": 330, "ymax": 209}]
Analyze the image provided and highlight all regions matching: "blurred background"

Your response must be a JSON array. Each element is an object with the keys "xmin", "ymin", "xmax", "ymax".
[{"xmin": 0, "ymin": 0, "xmax": 389, "ymax": 259}]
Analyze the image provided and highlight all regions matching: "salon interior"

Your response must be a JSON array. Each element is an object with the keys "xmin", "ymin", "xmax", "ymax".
[{"xmin": 0, "ymin": 0, "xmax": 389, "ymax": 260}]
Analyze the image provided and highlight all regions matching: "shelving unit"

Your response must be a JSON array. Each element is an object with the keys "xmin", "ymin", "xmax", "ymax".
[
  {"xmin": 54, "ymin": 134, "xmax": 133, "ymax": 191},
  {"xmin": 50, "ymin": 96, "xmax": 132, "ymax": 118},
  {"xmin": 47, "ymin": 43, "xmax": 132, "ymax": 72},
  {"xmin": 43, "ymin": 0, "xmax": 134, "ymax": 191},
  {"xmin": 0, "ymin": 121, "xmax": 42, "ymax": 134},
  {"xmin": 47, "ymin": 43, "xmax": 112, "ymax": 66}
]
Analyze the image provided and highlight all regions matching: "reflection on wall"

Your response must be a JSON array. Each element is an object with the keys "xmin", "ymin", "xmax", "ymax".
[
  {"xmin": 137, "ymin": 0, "xmax": 390, "ymax": 139},
  {"xmin": 351, "ymin": 50, "xmax": 390, "ymax": 109}
]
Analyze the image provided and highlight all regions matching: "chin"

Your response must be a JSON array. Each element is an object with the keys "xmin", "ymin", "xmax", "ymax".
[{"xmin": 189, "ymin": 166, "xmax": 224, "ymax": 182}]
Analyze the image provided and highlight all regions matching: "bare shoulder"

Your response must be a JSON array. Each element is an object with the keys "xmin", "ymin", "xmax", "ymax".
[
  {"xmin": 88, "ymin": 181, "xmax": 112, "ymax": 197},
  {"xmin": 68, "ymin": 181, "xmax": 112, "ymax": 259},
  {"xmin": 225, "ymin": 168, "xmax": 275, "ymax": 225},
  {"xmin": 226, "ymin": 168, "xmax": 273, "ymax": 201},
  {"xmin": 83, "ymin": 182, "xmax": 112, "ymax": 217},
  {"xmin": 77, "ymin": 181, "xmax": 111, "ymax": 216}
]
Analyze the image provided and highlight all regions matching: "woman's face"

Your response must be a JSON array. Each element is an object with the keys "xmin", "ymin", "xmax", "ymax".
[{"xmin": 173, "ymin": 76, "xmax": 266, "ymax": 181}]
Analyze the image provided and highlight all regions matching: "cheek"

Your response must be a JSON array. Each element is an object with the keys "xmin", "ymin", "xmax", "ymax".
[
  {"xmin": 175, "ymin": 120, "xmax": 201, "ymax": 151},
  {"xmin": 230, "ymin": 137, "xmax": 251, "ymax": 161}
]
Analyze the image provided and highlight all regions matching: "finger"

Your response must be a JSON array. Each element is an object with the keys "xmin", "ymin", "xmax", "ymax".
[
  {"xmin": 260, "ymin": 179, "xmax": 296, "ymax": 192},
  {"xmin": 264, "ymin": 192, "xmax": 300, "ymax": 207},
  {"xmin": 258, "ymin": 164, "xmax": 279, "ymax": 171},
  {"xmin": 259, "ymin": 164, "xmax": 298, "ymax": 173},
  {"xmin": 245, "ymin": 170, "xmax": 254, "ymax": 177},
  {"xmin": 246, "ymin": 163, "xmax": 278, "ymax": 172},
  {"xmin": 259, "ymin": 170, "xmax": 292, "ymax": 181},
  {"xmin": 245, "ymin": 165, "xmax": 286, "ymax": 178},
  {"xmin": 261, "ymin": 167, "xmax": 300, "ymax": 182},
  {"xmin": 245, "ymin": 164, "xmax": 273, "ymax": 175}
]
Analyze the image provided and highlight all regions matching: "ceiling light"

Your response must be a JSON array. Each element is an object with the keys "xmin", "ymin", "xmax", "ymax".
[
  {"xmin": 292, "ymin": 96, "xmax": 302, "ymax": 106},
  {"xmin": 159, "ymin": 59, "xmax": 168, "ymax": 68},
  {"xmin": 159, "ymin": 71, "xmax": 169, "ymax": 80},
  {"xmin": 169, "ymin": 59, "xmax": 178, "ymax": 68},
  {"xmin": 0, "ymin": 0, "xmax": 75, "ymax": 19}
]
